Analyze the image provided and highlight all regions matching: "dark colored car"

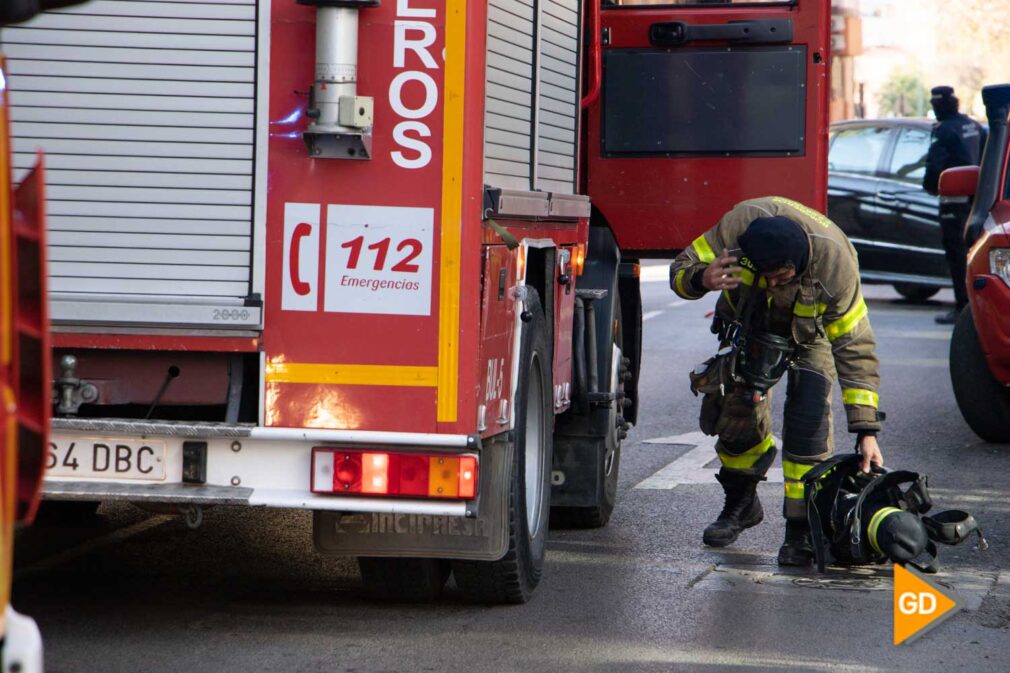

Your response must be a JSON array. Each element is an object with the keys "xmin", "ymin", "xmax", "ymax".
[{"xmin": 827, "ymin": 119, "xmax": 949, "ymax": 302}]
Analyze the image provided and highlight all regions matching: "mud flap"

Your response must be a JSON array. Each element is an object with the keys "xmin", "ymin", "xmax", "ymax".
[{"xmin": 312, "ymin": 435, "xmax": 512, "ymax": 561}]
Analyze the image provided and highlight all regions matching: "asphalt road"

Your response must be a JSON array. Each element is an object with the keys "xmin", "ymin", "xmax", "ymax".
[{"xmin": 12, "ymin": 264, "xmax": 1010, "ymax": 673}]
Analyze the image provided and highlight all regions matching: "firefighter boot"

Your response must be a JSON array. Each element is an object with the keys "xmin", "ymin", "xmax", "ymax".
[
  {"xmin": 702, "ymin": 470, "xmax": 764, "ymax": 547},
  {"xmin": 777, "ymin": 519, "xmax": 815, "ymax": 566}
]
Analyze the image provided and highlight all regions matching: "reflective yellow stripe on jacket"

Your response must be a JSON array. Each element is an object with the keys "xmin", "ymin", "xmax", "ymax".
[
  {"xmin": 825, "ymin": 297, "xmax": 868, "ymax": 341},
  {"xmin": 842, "ymin": 388, "xmax": 879, "ymax": 408},
  {"xmin": 793, "ymin": 301, "xmax": 827, "ymax": 318},
  {"xmin": 691, "ymin": 235, "xmax": 716, "ymax": 264}
]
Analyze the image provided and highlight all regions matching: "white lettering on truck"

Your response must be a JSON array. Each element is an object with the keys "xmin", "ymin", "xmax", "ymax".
[{"xmin": 390, "ymin": 0, "xmax": 439, "ymax": 169}]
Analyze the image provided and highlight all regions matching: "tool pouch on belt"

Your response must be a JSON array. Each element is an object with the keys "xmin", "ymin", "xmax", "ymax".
[{"xmin": 689, "ymin": 347, "xmax": 734, "ymax": 397}]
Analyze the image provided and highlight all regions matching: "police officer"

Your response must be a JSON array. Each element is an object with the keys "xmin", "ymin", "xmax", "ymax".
[
  {"xmin": 670, "ymin": 196, "xmax": 885, "ymax": 566},
  {"xmin": 922, "ymin": 86, "xmax": 987, "ymax": 325}
]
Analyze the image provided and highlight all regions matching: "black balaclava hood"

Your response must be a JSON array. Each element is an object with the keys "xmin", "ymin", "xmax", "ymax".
[
  {"xmin": 930, "ymin": 85, "xmax": 959, "ymax": 121},
  {"xmin": 737, "ymin": 216, "xmax": 809, "ymax": 275}
]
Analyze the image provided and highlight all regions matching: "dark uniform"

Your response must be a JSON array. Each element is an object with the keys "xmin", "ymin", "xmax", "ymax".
[{"xmin": 923, "ymin": 86, "xmax": 986, "ymax": 315}]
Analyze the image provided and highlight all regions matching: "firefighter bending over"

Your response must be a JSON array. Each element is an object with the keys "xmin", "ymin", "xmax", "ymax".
[{"xmin": 669, "ymin": 196, "xmax": 884, "ymax": 566}]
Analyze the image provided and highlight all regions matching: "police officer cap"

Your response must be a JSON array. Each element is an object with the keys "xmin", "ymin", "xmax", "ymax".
[
  {"xmin": 930, "ymin": 85, "xmax": 955, "ymax": 100},
  {"xmin": 875, "ymin": 510, "xmax": 929, "ymax": 563},
  {"xmin": 738, "ymin": 216, "xmax": 809, "ymax": 274}
]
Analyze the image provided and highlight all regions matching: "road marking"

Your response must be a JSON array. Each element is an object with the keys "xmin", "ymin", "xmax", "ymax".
[
  {"xmin": 639, "ymin": 264, "xmax": 669, "ymax": 283},
  {"xmin": 667, "ymin": 300, "xmax": 685, "ymax": 308},
  {"xmin": 635, "ymin": 431, "xmax": 783, "ymax": 489},
  {"xmin": 642, "ymin": 310, "xmax": 663, "ymax": 322},
  {"xmin": 875, "ymin": 330, "xmax": 951, "ymax": 340},
  {"xmin": 15, "ymin": 514, "xmax": 173, "ymax": 580},
  {"xmin": 880, "ymin": 357, "xmax": 947, "ymax": 367}
]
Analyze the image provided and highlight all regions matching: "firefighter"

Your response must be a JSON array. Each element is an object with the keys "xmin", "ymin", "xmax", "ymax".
[
  {"xmin": 670, "ymin": 196, "xmax": 884, "ymax": 566},
  {"xmin": 922, "ymin": 85, "xmax": 987, "ymax": 325}
]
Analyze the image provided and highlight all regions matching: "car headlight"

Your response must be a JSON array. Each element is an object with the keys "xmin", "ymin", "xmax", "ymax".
[{"xmin": 990, "ymin": 248, "xmax": 1010, "ymax": 287}]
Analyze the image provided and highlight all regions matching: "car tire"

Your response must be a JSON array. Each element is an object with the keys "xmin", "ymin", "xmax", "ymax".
[
  {"xmin": 452, "ymin": 289, "xmax": 553, "ymax": 604},
  {"xmin": 893, "ymin": 283, "xmax": 941, "ymax": 303},
  {"xmin": 949, "ymin": 309, "xmax": 1010, "ymax": 443}
]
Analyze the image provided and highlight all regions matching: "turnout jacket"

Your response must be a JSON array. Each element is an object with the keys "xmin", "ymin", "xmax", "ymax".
[{"xmin": 670, "ymin": 196, "xmax": 882, "ymax": 433}]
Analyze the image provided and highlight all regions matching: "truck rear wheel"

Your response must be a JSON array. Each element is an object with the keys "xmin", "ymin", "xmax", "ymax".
[
  {"xmin": 949, "ymin": 308, "xmax": 1010, "ymax": 442},
  {"xmin": 357, "ymin": 557, "xmax": 451, "ymax": 602},
  {"xmin": 452, "ymin": 289, "xmax": 552, "ymax": 604}
]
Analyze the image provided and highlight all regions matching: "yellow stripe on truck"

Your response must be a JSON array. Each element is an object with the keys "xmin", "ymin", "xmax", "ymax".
[
  {"xmin": 437, "ymin": 0, "xmax": 467, "ymax": 423},
  {"xmin": 265, "ymin": 362, "xmax": 438, "ymax": 388}
]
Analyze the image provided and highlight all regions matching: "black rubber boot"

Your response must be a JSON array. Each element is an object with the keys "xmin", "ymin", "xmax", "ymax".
[
  {"xmin": 777, "ymin": 519, "xmax": 815, "ymax": 566},
  {"xmin": 702, "ymin": 470, "xmax": 764, "ymax": 547}
]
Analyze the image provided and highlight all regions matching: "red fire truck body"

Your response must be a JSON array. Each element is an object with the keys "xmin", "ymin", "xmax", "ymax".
[{"xmin": 1, "ymin": 0, "xmax": 829, "ymax": 601}]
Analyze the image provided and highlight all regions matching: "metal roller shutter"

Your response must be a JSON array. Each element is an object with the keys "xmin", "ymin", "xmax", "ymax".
[{"xmin": 3, "ymin": 0, "xmax": 260, "ymax": 329}]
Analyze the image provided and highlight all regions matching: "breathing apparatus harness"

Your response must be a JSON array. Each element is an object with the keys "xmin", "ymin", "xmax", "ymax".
[
  {"xmin": 700, "ymin": 275, "xmax": 796, "ymax": 403},
  {"xmin": 802, "ymin": 454, "xmax": 987, "ymax": 573}
]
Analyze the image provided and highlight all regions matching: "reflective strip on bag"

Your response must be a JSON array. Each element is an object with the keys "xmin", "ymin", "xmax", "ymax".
[
  {"xmin": 825, "ymin": 297, "xmax": 868, "ymax": 341},
  {"xmin": 691, "ymin": 235, "xmax": 717, "ymax": 264},
  {"xmin": 784, "ymin": 481, "xmax": 806, "ymax": 500},
  {"xmin": 717, "ymin": 434, "xmax": 774, "ymax": 469},
  {"xmin": 868, "ymin": 506, "xmax": 904, "ymax": 555},
  {"xmin": 783, "ymin": 460, "xmax": 815, "ymax": 481},
  {"xmin": 842, "ymin": 388, "xmax": 880, "ymax": 408}
]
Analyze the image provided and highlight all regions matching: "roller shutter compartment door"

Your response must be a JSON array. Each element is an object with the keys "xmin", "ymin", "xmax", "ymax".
[{"xmin": 3, "ymin": 0, "xmax": 260, "ymax": 329}]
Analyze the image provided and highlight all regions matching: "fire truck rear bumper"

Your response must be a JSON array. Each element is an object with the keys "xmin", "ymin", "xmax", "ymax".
[
  {"xmin": 44, "ymin": 418, "xmax": 479, "ymax": 517},
  {"xmin": 42, "ymin": 481, "xmax": 469, "ymax": 516}
]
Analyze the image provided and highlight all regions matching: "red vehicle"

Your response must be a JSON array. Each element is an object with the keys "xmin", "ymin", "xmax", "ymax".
[
  {"xmin": 4, "ymin": 0, "xmax": 830, "ymax": 602},
  {"xmin": 0, "ymin": 0, "xmax": 66, "ymax": 665},
  {"xmin": 942, "ymin": 83, "xmax": 1010, "ymax": 442}
]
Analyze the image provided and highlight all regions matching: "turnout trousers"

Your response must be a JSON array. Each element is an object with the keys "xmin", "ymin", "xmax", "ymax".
[{"xmin": 707, "ymin": 338, "xmax": 836, "ymax": 520}]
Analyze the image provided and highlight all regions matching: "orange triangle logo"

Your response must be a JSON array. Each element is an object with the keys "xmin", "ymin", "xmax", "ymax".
[{"xmin": 893, "ymin": 564, "xmax": 961, "ymax": 645}]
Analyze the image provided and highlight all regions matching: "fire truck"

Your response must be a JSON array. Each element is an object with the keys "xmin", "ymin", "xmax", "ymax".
[
  {"xmin": 1, "ymin": 0, "xmax": 69, "ymax": 665},
  {"xmin": 2, "ymin": 0, "xmax": 829, "ymax": 603}
]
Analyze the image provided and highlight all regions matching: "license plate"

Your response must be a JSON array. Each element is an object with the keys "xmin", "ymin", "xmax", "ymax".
[{"xmin": 47, "ymin": 437, "xmax": 167, "ymax": 481}]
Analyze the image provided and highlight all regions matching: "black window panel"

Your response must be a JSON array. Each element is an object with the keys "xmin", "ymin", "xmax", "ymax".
[{"xmin": 602, "ymin": 46, "xmax": 806, "ymax": 156}]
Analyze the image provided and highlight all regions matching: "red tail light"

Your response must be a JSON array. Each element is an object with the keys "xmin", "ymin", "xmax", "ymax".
[{"xmin": 312, "ymin": 448, "xmax": 479, "ymax": 500}]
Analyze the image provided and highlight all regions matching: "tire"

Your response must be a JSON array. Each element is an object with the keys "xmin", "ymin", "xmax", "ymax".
[
  {"xmin": 551, "ymin": 294, "xmax": 625, "ymax": 529},
  {"xmin": 893, "ymin": 283, "xmax": 941, "ymax": 303},
  {"xmin": 357, "ymin": 557, "xmax": 451, "ymax": 603},
  {"xmin": 452, "ymin": 289, "xmax": 553, "ymax": 604},
  {"xmin": 949, "ymin": 308, "xmax": 1010, "ymax": 442}
]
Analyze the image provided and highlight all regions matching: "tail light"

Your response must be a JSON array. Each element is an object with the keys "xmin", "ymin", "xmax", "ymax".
[{"xmin": 312, "ymin": 448, "xmax": 478, "ymax": 500}]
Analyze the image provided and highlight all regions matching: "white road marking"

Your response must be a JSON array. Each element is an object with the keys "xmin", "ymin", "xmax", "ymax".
[
  {"xmin": 636, "ymin": 431, "xmax": 783, "ymax": 489},
  {"xmin": 880, "ymin": 357, "xmax": 947, "ymax": 367},
  {"xmin": 667, "ymin": 300, "xmax": 685, "ymax": 308},
  {"xmin": 642, "ymin": 310, "xmax": 663, "ymax": 322},
  {"xmin": 16, "ymin": 514, "xmax": 173, "ymax": 580},
  {"xmin": 875, "ymin": 330, "xmax": 951, "ymax": 340},
  {"xmin": 638, "ymin": 264, "xmax": 669, "ymax": 283}
]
